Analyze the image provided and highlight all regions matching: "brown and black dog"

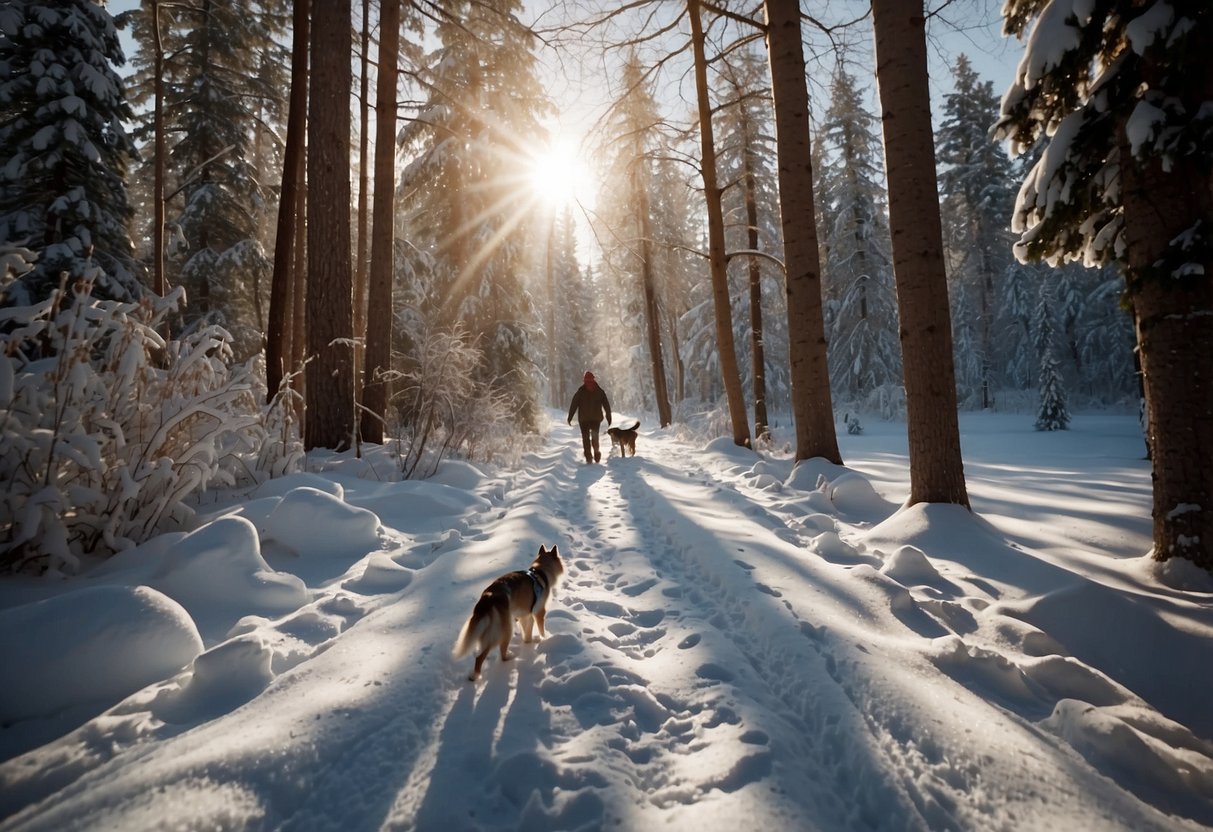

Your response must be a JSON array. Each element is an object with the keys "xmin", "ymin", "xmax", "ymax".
[
  {"xmin": 453, "ymin": 545, "xmax": 565, "ymax": 681},
  {"xmin": 607, "ymin": 420, "xmax": 641, "ymax": 458}
]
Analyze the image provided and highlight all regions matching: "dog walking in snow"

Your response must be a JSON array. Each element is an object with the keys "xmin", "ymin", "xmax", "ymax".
[
  {"xmin": 454, "ymin": 545, "xmax": 565, "ymax": 681},
  {"xmin": 607, "ymin": 420, "xmax": 640, "ymax": 458}
]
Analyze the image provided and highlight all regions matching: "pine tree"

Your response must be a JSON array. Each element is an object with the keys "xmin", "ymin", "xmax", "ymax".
[
  {"xmin": 398, "ymin": 0, "xmax": 548, "ymax": 430},
  {"xmin": 595, "ymin": 53, "xmax": 679, "ymax": 419},
  {"xmin": 0, "ymin": 0, "xmax": 141, "ymax": 306},
  {"xmin": 998, "ymin": 3, "xmax": 1213, "ymax": 568},
  {"xmin": 717, "ymin": 46, "xmax": 786, "ymax": 440},
  {"xmin": 938, "ymin": 55, "xmax": 1017, "ymax": 411},
  {"xmin": 128, "ymin": 0, "xmax": 286, "ymax": 360},
  {"xmin": 1033, "ymin": 282, "xmax": 1070, "ymax": 430},
  {"xmin": 817, "ymin": 66, "xmax": 900, "ymax": 409}
]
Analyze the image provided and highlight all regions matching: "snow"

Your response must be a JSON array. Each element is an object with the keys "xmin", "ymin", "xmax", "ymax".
[{"xmin": 2, "ymin": 410, "xmax": 1212, "ymax": 830}]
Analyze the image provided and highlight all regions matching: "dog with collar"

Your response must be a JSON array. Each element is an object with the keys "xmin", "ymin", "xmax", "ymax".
[
  {"xmin": 607, "ymin": 420, "xmax": 640, "ymax": 457},
  {"xmin": 453, "ymin": 544, "xmax": 565, "ymax": 681}
]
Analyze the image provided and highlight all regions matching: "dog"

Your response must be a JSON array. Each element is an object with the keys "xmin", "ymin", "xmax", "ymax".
[
  {"xmin": 607, "ymin": 420, "xmax": 641, "ymax": 457},
  {"xmin": 453, "ymin": 545, "xmax": 565, "ymax": 681}
]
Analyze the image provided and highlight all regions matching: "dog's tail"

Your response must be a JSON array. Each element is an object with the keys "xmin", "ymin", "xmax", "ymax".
[
  {"xmin": 453, "ymin": 610, "xmax": 491, "ymax": 658},
  {"xmin": 625, "ymin": 420, "xmax": 640, "ymax": 431}
]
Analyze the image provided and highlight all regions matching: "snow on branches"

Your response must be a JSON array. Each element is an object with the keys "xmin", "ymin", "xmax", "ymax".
[{"xmin": 0, "ymin": 273, "xmax": 297, "ymax": 575}]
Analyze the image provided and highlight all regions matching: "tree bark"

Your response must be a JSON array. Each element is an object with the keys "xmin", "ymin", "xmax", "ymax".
[
  {"xmin": 150, "ymin": 0, "xmax": 166, "ymax": 298},
  {"xmin": 871, "ymin": 0, "xmax": 968, "ymax": 506},
  {"xmin": 762, "ymin": 0, "xmax": 840, "ymax": 463},
  {"xmin": 266, "ymin": 0, "xmax": 309, "ymax": 403},
  {"xmin": 354, "ymin": 0, "xmax": 371, "ymax": 404},
  {"xmin": 305, "ymin": 0, "xmax": 355, "ymax": 451},
  {"xmin": 634, "ymin": 155, "xmax": 673, "ymax": 428},
  {"xmin": 361, "ymin": 0, "xmax": 401, "ymax": 445},
  {"xmin": 740, "ymin": 123, "xmax": 769, "ymax": 442},
  {"xmin": 689, "ymin": 0, "xmax": 751, "ymax": 448},
  {"xmin": 1121, "ymin": 66, "xmax": 1213, "ymax": 569}
]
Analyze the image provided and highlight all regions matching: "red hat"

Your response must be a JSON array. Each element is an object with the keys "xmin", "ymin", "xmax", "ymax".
[{"xmin": 584, "ymin": 371, "xmax": 595, "ymax": 381}]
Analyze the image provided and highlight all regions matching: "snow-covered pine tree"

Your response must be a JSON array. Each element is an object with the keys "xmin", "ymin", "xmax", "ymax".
[
  {"xmin": 716, "ymin": 45, "xmax": 787, "ymax": 438},
  {"xmin": 0, "ymin": 0, "xmax": 141, "ymax": 306},
  {"xmin": 816, "ymin": 66, "xmax": 901, "ymax": 412},
  {"xmin": 397, "ymin": 0, "xmax": 547, "ymax": 431},
  {"xmin": 549, "ymin": 206, "xmax": 593, "ymax": 408},
  {"xmin": 937, "ymin": 55, "xmax": 1017, "ymax": 411},
  {"xmin": 594, "ymin": 53, "xmax": 676, "ymax": 416},
  {"xmin": 998, "ymin": 3, "xmax": 1213, "ymax": 568},
  {"xmin": 127, "ymin": 0, "xmax": 286, "ymax": 360},
  {"xmin": 1034, "ymin": 282, "xmax": 1070, "ymax": 431}
]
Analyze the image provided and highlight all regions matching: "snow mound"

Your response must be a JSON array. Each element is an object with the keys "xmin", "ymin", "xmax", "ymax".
[
  {"xmin": 342, "ymin": 554, "xmax": 414, "ymax": 594},
  {"xmin": 153, "ymin": 516, "xmax": 308, "ymax": 620},
  {"xmin": 801, "ymin": 513, "xmax": 836, "ymax": 534},
  {"xmin": 749, "ymin": 473, "xmax": 782, "ymax": 491},
  {"xmin": 824, "ymin": 471, "xmax": 893, "ymax": 519},
  {"xmin": 999, "ymin": 582, "xmax": 1213, "ymax": 738},
  {"xmin": 704, "ymin": 436, "xmax": 758, "ymax": 462},
  {"xmin": 931, "ymin": 635, "xmax": 1042, "ymax": 704},
  {"xmin": 784, "ymin": 457, "xmax": 849, "ymax": 491},
  {"xmin": 250, "ymin": 473, "xmax": 344, "ymax": 501},
  {"xmin": 347, "ymin": 480, "xmax": 490, "ymax": 533},
  {"xmin": 0, "ymin": 585, "xmax": 202, "ymax": 723},
  {"xmin": 264, "ymin": 487, "xmax": 383, "ymax": 558},
  {"xmin": 881, "ymin": 545, "xmax": 944, "ymax": 585},
  {"xmin": 808, "ymin": 531, "xmax": 868, "ymax": 565},
  {"xmin": 154, "ymin": 635, "xmax": 275, "ymax": 724},
  {"xmin": 1142, "ymin": 554, "xmax": 1213, "ymax": 593},
  {"xmin": 1044, "ymin": 700, "xmax": 1213, "ymax": 824},
  {"xmin": 427, "ymin": 459, "xmax": 487, "ymax": 491}
]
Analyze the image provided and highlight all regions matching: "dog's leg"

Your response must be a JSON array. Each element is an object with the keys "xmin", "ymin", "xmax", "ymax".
[
  {"xmin": 471, "ymin": 646, "xmax": 490, "ymax": 681},
  {"xmin": 535, "ymin": 608, "xmax": 547, "ymax": 639},
  {"xmin": 520, "ymin": 614, "xmax": 535, "ymax": 643}
]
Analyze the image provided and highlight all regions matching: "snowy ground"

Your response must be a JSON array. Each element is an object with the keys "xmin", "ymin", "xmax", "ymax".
[{"xmin": 1, "ymin": 410, "xmax": 1211, "ymax": 831}]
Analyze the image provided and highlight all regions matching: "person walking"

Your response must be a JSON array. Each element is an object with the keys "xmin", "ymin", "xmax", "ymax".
[{"xmin": 567, "ymin": 371, "xmax": 612, "ymax": 464}]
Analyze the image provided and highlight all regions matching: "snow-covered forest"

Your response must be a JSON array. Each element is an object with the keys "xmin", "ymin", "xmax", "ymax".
[{"xmin": 1, "ymin": 0, "xmax": 1211, "ymax": 827}]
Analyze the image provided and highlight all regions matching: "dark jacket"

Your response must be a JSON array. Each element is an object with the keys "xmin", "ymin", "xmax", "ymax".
[{"xmin": 568, "ymin": 384, "xmax": 611, "ymax": 426}]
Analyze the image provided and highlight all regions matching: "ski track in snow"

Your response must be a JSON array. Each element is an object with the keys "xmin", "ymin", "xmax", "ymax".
[{"xmin": 1, "ymin": 418, "xmax": 1205, "ymax": 831}]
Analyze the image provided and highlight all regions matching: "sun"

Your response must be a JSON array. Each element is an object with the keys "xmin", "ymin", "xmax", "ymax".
[{"xmin": 526, "ymin": 134, "xmax": 593, "ymax": 209}]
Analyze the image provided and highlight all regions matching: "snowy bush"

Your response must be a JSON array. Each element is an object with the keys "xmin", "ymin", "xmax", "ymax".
[
  {"xmin": 387, "ymin": 324, "xmax": 514, "ymax": 478},
  {"xmin": 0, "ymin": 279, "xmax": 287, "ymax": 574}
]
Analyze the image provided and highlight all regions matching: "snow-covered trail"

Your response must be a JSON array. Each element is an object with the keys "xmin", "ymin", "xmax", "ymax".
[
  {"xmin": 383, "ymin": 420, "xmax": 1189, "ymax": 831},
  {"xmin": 3, "ymin": 414, "xmax": 1208, "ymax": 831}
]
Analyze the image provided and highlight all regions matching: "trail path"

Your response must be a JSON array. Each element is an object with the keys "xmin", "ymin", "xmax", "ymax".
[
  {"xmin": 3, "ymin": 414, "xmax": 1201, "ymax": 832},
  {"xmin": 377, "ymin": 420, "xmax": 1179, "ymax": 831}
]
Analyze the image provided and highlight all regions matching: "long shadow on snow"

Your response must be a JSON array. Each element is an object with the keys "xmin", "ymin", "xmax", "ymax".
[
  {"xmin": 599, "ymin": 456, "xmax": 934, "ymax": 830},
  {"xmin": 412, "ymin": 646, "xmax": 606, "ymax": 830}
]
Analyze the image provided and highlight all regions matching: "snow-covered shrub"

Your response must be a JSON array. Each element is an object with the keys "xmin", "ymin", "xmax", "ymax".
[
  {"xmin": 387, "ymin": 325, "xmax": 513, "ymax": 478},
  {"xmin": 0, "ymin": 280, "xmax": 270, "ymax": 574}
]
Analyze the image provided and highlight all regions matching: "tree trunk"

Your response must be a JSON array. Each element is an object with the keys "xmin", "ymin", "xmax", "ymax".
[
  {"xmin": 305, "ymin": 0, "xmax": 355, "ymax": 451},
  {"xmin": 871, "ymin": 0, "xmax": 969, "ymax": 506},
  {"xmin": 634, "ymin": 155, "xmax": 673, "ymax": 428},
  {"xmin": 545, "ymin": 211, "xmax": 557, "ymax": 407},
  {"xmin": 688, "ymin": 0, "xmax": 751, "ymax": 448},
  {"xmin": 150, "ymin": 0, "xmax": 166, "ymax": 298},
  {"xmin": 266, "ymin": 0, "xmax": 309, "ymax": 403},
  {"xmin": 361, "ymin": 0, "xmax": 401, "ymax": 445},
  {"xmin": 290, "ymin": 145, "xmax": 307, "ymax": 425},
  {"xmin": 741, "ymin": 130, "xmax": 769, "ymax": 442},
  {"xmin": 762, "ymin": 0, "xmax": 840, "ymax": 463},
  {"xmin": 1121, "ymin": 88, "xmax": 1213, "ymax": 570},
  {"xmin": 353, "ymin": 0, "xmax": 371, "ymax": 404}
]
